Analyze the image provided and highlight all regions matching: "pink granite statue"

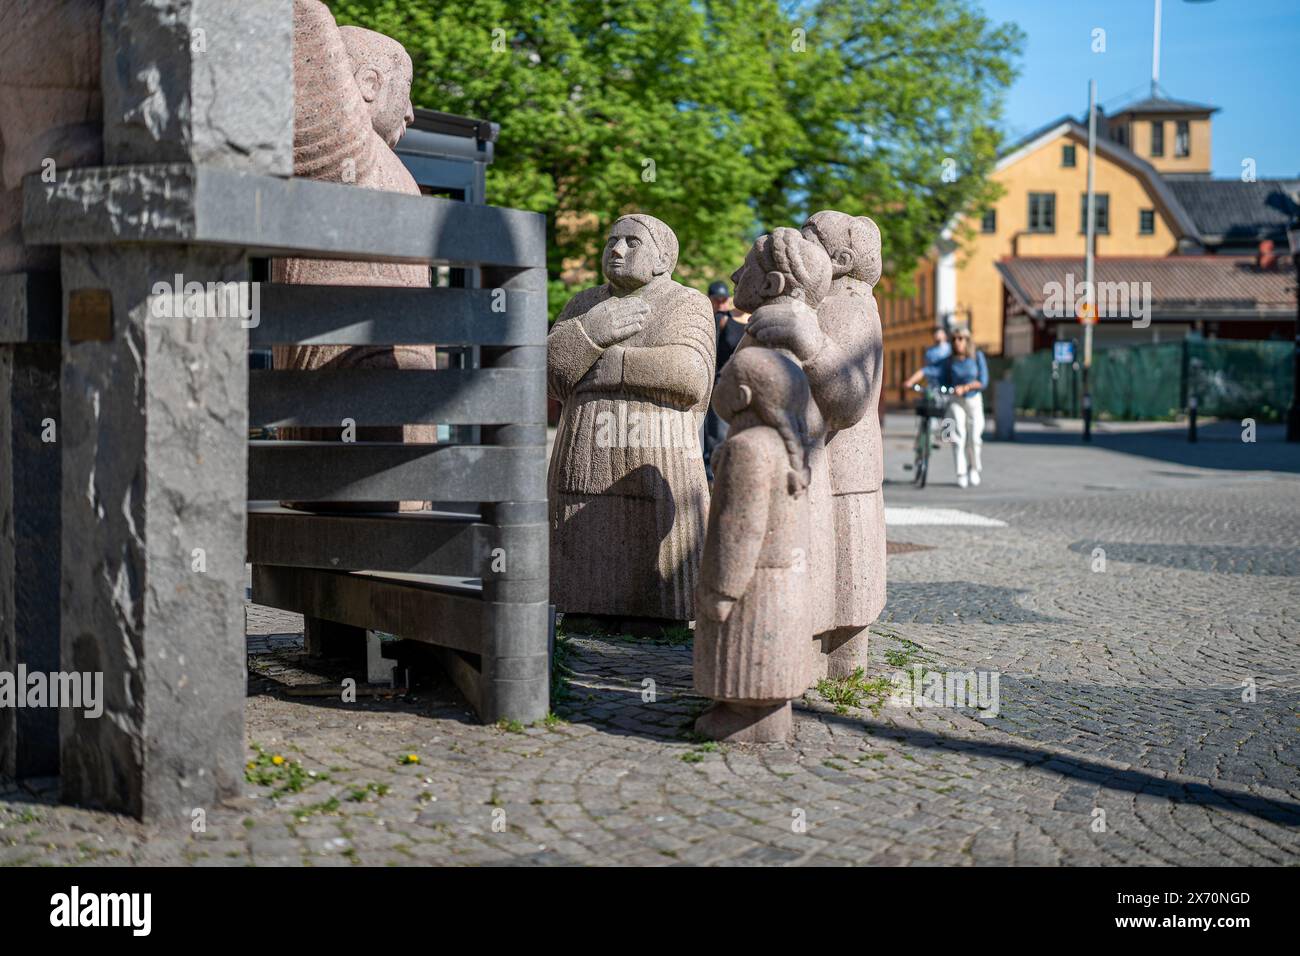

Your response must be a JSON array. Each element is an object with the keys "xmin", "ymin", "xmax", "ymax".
[
  {"xmin": 694, "ymin": 346, "xmax": 814, "ymax": 742},
  {"xmin": 547, "ymin": 214, "xmax": 715, "ymax": 630},
  {"xmin": 729, "ymin": 228, "xmax": 836, "ymax": 652},
  {"xmin": 272, "ymin": 0, "xmax": 436, "ymax": 457},
  {"xmin": 0, "ymin": 0, "xmax": 102, "ymax": 275},
  {"xmin": 800, "ymin": 211, "xmax": 886, "ymax": 677}
]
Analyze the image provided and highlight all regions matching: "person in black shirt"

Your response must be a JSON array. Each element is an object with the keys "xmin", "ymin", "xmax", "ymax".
[{"xmin": 703, "ymin": 280, "xmax": 748, "ymax": 479}]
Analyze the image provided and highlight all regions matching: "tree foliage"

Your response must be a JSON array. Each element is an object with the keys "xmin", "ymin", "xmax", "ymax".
[{"xmin": 329, "ymin": 0, "xmax": 1022, "ymax": 309}]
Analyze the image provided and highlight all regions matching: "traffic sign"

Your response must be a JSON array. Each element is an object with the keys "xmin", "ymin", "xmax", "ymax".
[{"xmin": 1053, "ymin": 340, "xmax": 1075, "ymax": 364}]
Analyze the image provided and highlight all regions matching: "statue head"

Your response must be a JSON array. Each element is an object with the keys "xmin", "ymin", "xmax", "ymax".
[
  {"xmin": 340, "ymin": 26, "xmax": 415, "ymax": 148},
  {"xmin": 602, "ymin": 214, "xmax": 678, "ymax": 293},
  {"xmin": 714, "ymin": 347, "xmax": 813, "ymax": 496},
  {"xmin": 801, "ymin": 210, "xmax": 881, "ymax": 285},
  {"xmin": 730, "ymin": 227, "xmax": 832, "ymax": 314}
]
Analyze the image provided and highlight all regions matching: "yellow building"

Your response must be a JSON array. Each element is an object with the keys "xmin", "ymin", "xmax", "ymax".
[{"xmin": 881, "ymin": 95, "xmax": 1216, "ymax": 397}]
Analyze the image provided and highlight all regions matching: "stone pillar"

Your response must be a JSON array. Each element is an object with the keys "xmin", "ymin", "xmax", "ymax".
[
  {"xmin": 55, "ymin": 0, "xmax": 292, "ymax": 819},
  {"xmin": 479, "ymin": 263, "xmax": 549, "ymax": 723}
]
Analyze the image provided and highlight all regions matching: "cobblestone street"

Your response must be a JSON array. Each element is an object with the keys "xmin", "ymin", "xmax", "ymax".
[{"xmin": 3, "ymin": 417, "xmax": 1297, "ymax": 865}]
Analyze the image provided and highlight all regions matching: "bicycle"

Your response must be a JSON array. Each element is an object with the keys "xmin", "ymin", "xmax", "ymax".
[{"xmin": 906, "ymin": 383, "xmax": 954, "ymax": 489}]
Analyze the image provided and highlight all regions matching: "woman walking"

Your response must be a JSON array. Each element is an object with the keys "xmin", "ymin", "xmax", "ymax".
[{"xmin": 922, "ymin": 325, "xmax": 988, "ymax": 488}]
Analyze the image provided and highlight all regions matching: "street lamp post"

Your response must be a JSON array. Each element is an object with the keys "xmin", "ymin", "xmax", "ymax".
[{"xmin": 1286, "ymin": 216, "xmax": 1300, "ymax": 442}]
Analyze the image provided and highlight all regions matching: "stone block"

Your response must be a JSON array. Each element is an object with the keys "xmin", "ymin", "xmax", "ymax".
[{"xmin": 101, "ymin": 0, "xmax": 293, "ymax": 176}]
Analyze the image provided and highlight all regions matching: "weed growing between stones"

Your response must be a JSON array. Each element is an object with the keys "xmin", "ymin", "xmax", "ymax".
[
  {"xmin": 815, "ymin": 668, "xmax": 895, "ymax": 715},
  {"xmin": 245, "ymin": 743, "xmax": 328, "ymax": 797}
]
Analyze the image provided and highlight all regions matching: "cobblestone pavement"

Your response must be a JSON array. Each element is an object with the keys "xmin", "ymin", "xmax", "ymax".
[{"xmin": 2, "ymin": 418, "xmax": 1297, "ymax": 865}]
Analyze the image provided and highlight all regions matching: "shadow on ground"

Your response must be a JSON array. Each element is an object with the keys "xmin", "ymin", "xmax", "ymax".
[{"xmin": 1010, "ymin": 421, "xmax": 1300, "ymax": 474}]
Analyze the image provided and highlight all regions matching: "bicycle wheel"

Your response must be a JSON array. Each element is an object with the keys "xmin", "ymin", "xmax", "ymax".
[{"xmin": 913, "ymin": 417, "xmax": 929, "ymax": 487}]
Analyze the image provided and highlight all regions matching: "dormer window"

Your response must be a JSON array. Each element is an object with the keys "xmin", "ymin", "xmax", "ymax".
[
  {"xmin": 1150, "ymin": 121, "xmax": 1164, "ymax": 157},
  {"xmin": 1175, "ymin": 121, "xmax": 1190, "ymax": 158}
]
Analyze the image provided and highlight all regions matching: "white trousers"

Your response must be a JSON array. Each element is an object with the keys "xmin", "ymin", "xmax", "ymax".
[{"xmin": 946, "ymin": 392, "xmax": 984, "ymax": 478}]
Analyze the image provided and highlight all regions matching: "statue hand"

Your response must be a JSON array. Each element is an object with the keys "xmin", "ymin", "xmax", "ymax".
[
  {"xmin": 582, "ymin": 296, "xmax": 650, "ymax": 348},
  {"xmin": 746, "ymin": 303, "xmax": 826, "ymax": 362}
]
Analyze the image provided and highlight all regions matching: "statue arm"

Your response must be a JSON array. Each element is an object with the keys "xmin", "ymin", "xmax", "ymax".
[
  {"xmin": 802, "ymin": 303, "xmax": 872, "ymax": 432},
  {"xmin": 546, "ymin": 300, "xmax": 605, "ymax": 401},
  {"xmin": 619, "ymin": 308, "xmax": 715, "ymax": 406},
  {"xmin": 290, "ymin": 0, "xmax": 379, "ymax": 182}
]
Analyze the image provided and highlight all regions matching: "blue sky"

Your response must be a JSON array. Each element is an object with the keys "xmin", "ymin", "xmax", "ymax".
[{"xmin": 977, "ymin": 0, "xmax": 1300, "ymax": 178}]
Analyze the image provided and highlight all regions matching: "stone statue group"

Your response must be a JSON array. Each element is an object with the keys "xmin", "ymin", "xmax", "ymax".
[
  {"xmin": 4, "ymin": 0, "xmax": 884, "ymax": 747},
  {"xmin": 548, "ymin": 213, "xmax": 885, "ymax": 743}
]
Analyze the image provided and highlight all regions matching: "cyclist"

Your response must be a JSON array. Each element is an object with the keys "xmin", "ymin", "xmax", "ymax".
[
  {"xmin": 920, "ymin": 324, "xmax": 987, "ymax": 488},
  {"xmin": 903, "ymin": 326, "xmax": 950, "ymax": 392},
  {"xmin": 903, "ymin": 326, "xmax": 951, "ymax": 461}
]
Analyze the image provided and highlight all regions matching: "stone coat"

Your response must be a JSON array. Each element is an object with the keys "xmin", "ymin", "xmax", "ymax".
[
  {"xmin": 734, "ymin": 300, "xmax": 836, "ymax": 635},
  {"xmin": 272, "ymin": 0, "xmax": 435, "ymax": 443},
  {"xmin": 547, "ymin": 275, "xmax": 714, "ymax": 619},
  {"xmin": 816, "ymin": 276, "xmax": 886, "ymax": 626},
  {"xmin": 694, "ymin": 425, "xmax": 812, "ymax": 703}
]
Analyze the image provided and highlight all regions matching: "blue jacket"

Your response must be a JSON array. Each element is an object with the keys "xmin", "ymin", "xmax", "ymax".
[
  {"xmin": 924, "ymin": 351, "xmax": 988, "ymax": 391},
  {"xmin": 924, "ymin": 341, "xmax": 951, "ymax": 366}
]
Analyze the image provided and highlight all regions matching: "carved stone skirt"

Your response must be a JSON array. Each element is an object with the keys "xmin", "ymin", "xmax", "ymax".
[
  {"xmin": 806, "ymin": 447, "xmax": 837, "ymax": 635},
  {"xmin": 550, "ymin": 482, "xmax": 707, "ymax": 621},
  {"xmin": 694, "ymin": 568, "xmax": 812, "ymax": 703}
]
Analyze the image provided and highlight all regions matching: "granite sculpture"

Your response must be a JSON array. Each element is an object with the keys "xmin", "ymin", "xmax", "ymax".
[
  {"xmin": 272, "ymin": 0, "xmax": 436, "ymax": 461},
  {"xmin": 0, "ymin": 0, "xmax": 102, "ymax": 275},
  {"xmin": 799, "ymin": 211, "xmax": 886, "ymax": 677},
  {"xmin": 730, "ymin": 227, "xmax": 836, "ymax": 650},
  {"xmin": 693, "ymin": 347, "xmax": 814, "ymax": 742},
  {"xmin": 737, "ymin": 213, "xmax": 885, "ymax": 679},
  {"xmin": 547, "ymin": 214, "xmax": 715, "ymax": 627}
]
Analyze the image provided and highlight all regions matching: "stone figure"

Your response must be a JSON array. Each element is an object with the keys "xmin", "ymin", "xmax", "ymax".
[
  {"xmin": 272, "ymin": 0, "xmax": 436, "ymax": 458},
  {"xmin": 800, "ymin": 211, "xmax": 886, "ymax": 677},
  {"xmin": 694, "ymin": 347, "xmax": 814, "ymax": 742},
  {"xmin": 730, "ymin": 228, "xmax": 836, "ymax": 646},
  {"xmin": 739, "ymin": 212, "xmax": 884, "ymax": 679},
  {"xmin": 547, "ymin": 214, "xmax": 715, "ymax": 628},
  {"xmin": 0, "ymin": 0, "xmax": 102, "ymax": 275}
]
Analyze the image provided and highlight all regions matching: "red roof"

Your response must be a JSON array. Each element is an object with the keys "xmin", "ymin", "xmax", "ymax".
[{"xmin": 996, "ymin": 256, "xmax": 1296, "ymax": 321}]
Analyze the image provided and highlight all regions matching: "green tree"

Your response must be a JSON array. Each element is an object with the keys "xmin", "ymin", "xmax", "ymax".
[{"xmin": 329, "ymin": 0, "xmax": 1021, "ymax": 311}]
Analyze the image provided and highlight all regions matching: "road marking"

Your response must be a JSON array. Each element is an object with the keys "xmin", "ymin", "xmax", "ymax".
[{"xmin": 884, "ymin": 507, "xmax": 1007, "ymax": 527}]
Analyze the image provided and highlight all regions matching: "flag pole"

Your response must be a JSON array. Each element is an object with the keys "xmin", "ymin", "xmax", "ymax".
[{"xmin": 1083, "ymin": 79, "xmax": 1097, "ymax": 442}]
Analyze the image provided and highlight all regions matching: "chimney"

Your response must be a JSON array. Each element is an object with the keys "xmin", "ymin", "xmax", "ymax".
[{"xmin": 1257, "ymin": 239, "xmax": 1276, "ymax": 270}]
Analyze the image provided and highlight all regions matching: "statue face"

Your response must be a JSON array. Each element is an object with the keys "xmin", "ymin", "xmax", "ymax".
[
  {"xmin": 344, "ymin": 30, "xmax": 416, "ymax": 148},
  {"xmin": 730, "ymin": 247, "xmax": 765, "ymax": 314},
  {"xmin": 602, "ymin": 219, "xmax": 663, "ymax": 291}
]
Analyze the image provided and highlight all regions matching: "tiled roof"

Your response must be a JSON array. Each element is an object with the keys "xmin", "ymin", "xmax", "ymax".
[
  {"xmin": 1110, "ymin": 95, "xmax": 1218, "ymax": 115},
  {"xmin": 1165, "ymin": 179, "xmax": 1300, "ymax": 243},
  {"xmin": 996, "ymin": 256, "xmax": 1296, "ymax": 320}
]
